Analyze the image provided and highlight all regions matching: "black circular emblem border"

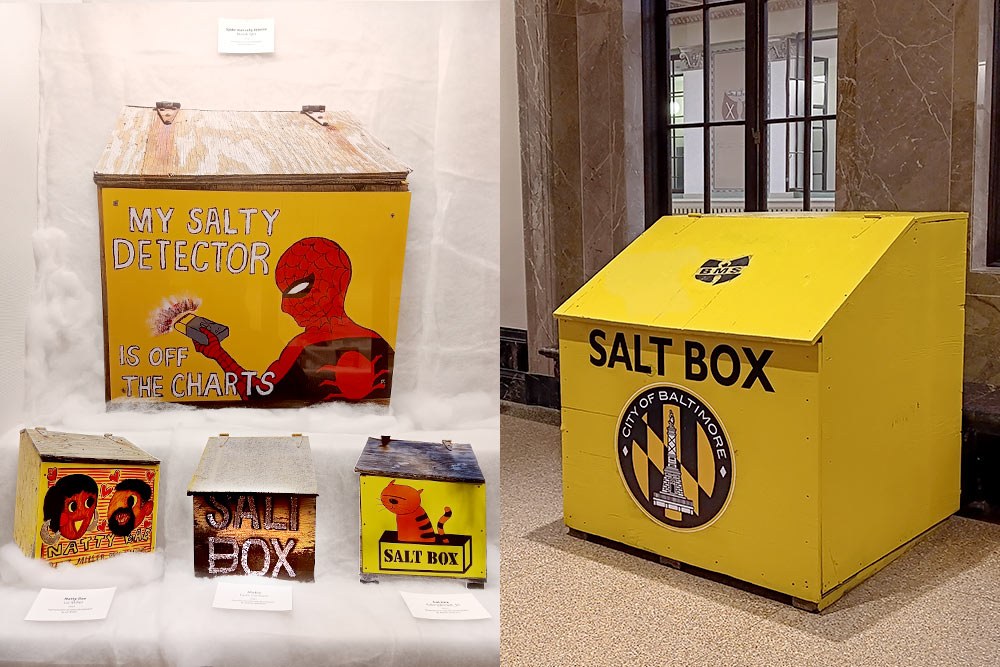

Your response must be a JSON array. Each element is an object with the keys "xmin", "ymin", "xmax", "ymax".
[{"xmin": 615, "ymin": 384, "xmax": 734, "ymax": 530}]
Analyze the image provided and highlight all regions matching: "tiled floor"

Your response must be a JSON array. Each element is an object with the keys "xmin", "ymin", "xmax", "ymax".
[{"xmin": 500, "ymin": 414, "xmax": 1000, "ymax": 667}]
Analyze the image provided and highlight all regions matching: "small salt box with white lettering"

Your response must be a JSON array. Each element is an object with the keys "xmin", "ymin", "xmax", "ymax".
[
  {"xmin": 13, "ymin": 428, "xmax": 160, "ymax": 566},
  {"xmin": 187, "ymin": 434, "xmax": 317, "ymax": 581},
  {"xmin": 355, "ymin": 436, "xmax": 487, "ymax": 587}
]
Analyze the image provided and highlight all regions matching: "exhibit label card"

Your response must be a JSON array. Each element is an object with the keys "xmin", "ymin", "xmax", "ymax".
[
  {"xmin": 218, "ymin": 18, "xmax": 275, "ymax": 54},
  {"xmin": 25, "ymin": 587, "xmax": 116, "ymax": 622},
  {"xmin": 399, "ymin": 591, "xmax": 492, "ymax": 620},
  {"xmin": 212, "ymin": 581, "xmax": 293, "ymax": 611}
]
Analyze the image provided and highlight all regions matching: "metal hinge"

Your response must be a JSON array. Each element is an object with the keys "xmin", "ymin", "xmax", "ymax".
[
  {"xmin": 302, "ymin": 105, "xmax": 329, "ymax": 126},
  {"xmin": 155, "ymin": 101, "xmax": 181, "ymax": 125}
]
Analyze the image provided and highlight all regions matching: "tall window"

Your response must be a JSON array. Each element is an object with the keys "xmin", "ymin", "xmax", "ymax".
[
  {"xmin": 988, "ymin": 0, "xmax": 1000, "ymax": 265},
  {"xmin": 670, "ymin": 69, "xmax": 686, "ymax": 193},
  {"xmin": 642, "ymin": 0, "xmax": 838, "ymax": 225}
]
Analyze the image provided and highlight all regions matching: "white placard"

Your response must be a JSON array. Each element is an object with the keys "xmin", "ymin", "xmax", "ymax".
[
  {"xmin": 212, "ymin": 581, "xmax": 293, "ymax": 611},
  {"xmin": 218, "ymin": 18, "xmax": 275, "ymax": 54},
  {"xmin": 399, "ymin": 591, "xmax": 492, "ymax": 621},
  {"xmin": 25, "ymin": 587, "xmax": 116, "ymax": 622}
]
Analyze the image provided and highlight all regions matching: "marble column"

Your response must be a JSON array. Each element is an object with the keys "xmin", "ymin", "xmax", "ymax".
[
  {"xmin": 836, "ymin": 0, "xmax": 992, "ymax": 384},
  {"xmin": 516, "ymin": 0, "xmax": 629, "ymax": 374},
  {"xmin": 837, "ymin": 0, "xmax": 974, "ymax": 212}
]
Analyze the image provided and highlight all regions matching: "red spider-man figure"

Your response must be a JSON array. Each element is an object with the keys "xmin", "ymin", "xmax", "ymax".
[{"xmin": 194, "ymin": 237, "xmax": 392, "ymax": 402}]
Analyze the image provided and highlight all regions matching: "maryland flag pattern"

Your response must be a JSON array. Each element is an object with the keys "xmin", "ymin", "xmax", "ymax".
[{"xmin": 616, "ymin": 385, "xmax": 733, "ymax": 529}]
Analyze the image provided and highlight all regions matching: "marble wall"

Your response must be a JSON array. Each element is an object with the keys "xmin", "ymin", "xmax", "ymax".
[
  {"xmin": 837, "ymin": 0, "xmax": 974, "ymax": 212},
  {"xmin": 516, "ymin": 0, "xmax": 995, "ymax": 385},
  {"xmin": 515, "ymin": 0, "xmax": 629, "ymax": 374},
  {"xmin": 836, "ymin": 0, "xmax": 996, "ymax": 385}
]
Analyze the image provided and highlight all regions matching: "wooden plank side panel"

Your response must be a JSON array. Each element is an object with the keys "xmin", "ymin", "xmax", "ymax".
[
  {"xmin": 13, "ymin": 432, "xmax": 41, "ymax": 558},
  {"xmin": 819, "ymin": 215, "xmax": 967, "ymax": 593},
  {"xmin": 192, "ymin": 494, "xmax": 316, "ymax": 581},
  {"xmin": 94, "ymin": 107, "xmax": 155, "ymax": 176}
]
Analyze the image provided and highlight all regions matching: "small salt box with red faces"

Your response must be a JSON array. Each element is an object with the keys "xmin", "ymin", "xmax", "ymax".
[{"xmin": 13, "ymin": 428, "xmax": 160, "ymax": 566}]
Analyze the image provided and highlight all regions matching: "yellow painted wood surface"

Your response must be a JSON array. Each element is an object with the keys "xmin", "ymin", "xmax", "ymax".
[
  {"xmin": 818, "ymin": 214, "xmax": 966, "ymax": 592},
  {"xmin": 360, "ymin": 474, "xmax": 486, "ymax": 580},
  {"xmin": 556, "ymin": 212, "xmax": 967, "ymax": 605},
  {"xmin": 99, "ymin": 188, "xmax": 410, "ymax": 404},
  {"xmin": 556, "ymin": 213, "xmax": 955, "ymax": 344},
  {"xmin": 559, "ymin": 320, "xmax": 822, "ymax": 598},
  {"xmin": 13, "ymin": 434, "xmax": 40, "ymax": 558}
]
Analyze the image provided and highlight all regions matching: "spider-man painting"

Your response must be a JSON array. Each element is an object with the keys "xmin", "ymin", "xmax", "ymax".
[{"xmin": 193, "ymin": 237, "xmax": 393, "ymax": 402}]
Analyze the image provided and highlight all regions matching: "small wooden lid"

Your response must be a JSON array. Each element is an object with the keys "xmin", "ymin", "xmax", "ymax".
[
  {"xmin": 187, "ymin": 435, "xmax": 318, "ymax": 496},
  {"xmin": 22, "ymin": 428, "xmax": 159, "ymax": 465},
  {"xmin": 354, "ymin": 437, "xmax": 485, "ymax": 484},
  {"xmin": 94, "ymin": 106, "xmax": 411, "ymax": 190}
]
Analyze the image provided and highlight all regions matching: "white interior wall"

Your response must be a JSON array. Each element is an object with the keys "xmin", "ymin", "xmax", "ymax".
[
  {"xmin": 0, "ymin": 8, "xmax": 501, "ymax": 662},
  {"xmin": 27, "ymin": 1, "xmax": 501, "ymax": 421},
  {"xmin": 769, "ymin": 59, "xmax": 789, "ymax": 194},
  {"xmin": 500, "ymin": 0, "xmax": 527, "ymax": 330},
  {"xmin": 0, "ymin": 3, "xmax": 40, "ymax": 435}
]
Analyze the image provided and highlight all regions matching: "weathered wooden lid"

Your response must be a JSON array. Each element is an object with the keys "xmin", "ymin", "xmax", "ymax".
[
  {"xmin": 187, "ymin": 435, "xmax": 318, "ymax": 496},
  {"xmin": 94, "ymin": 104, "xmax": 411, "ymax": 189},
  {"xmin": 22, "ymin": 428, "xmax": 159, "ymax": 465},
  {"xmin": 354, "ymin": 436, "xmax": 485, "ymax": 484}
]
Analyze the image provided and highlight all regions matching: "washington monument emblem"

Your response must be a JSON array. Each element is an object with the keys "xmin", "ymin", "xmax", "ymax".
[{"xmin": 652, "ymin": 410, "xmax": 695, "ymax": 515}]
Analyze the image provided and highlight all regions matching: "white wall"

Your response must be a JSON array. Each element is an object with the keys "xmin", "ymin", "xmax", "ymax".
[
  {"xmin": 27, "ymin": 1, "xmax": 501, "ymax": 418},
  {"xmin": 0, "ymin": 3, "xmax": 40, "ymax": 434},
  {"xmin": 500, "ymin": 0, "xmax": 527, "ymax": 330}
]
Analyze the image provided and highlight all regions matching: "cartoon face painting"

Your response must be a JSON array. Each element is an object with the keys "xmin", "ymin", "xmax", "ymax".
[
  {"xmin": 41, "ymin": 474, "xmax": 98, "ymax": 542},
  {"xmin": 380, "ymin": 480, "xmax": 452, "ymax": 544},
  {"xmin": 275, "ymin": 237, "xmax": 352, "ymax": 329},
  {"xmin": 106, "ymin": 479, "xmax": 154, "ymax": 537}
]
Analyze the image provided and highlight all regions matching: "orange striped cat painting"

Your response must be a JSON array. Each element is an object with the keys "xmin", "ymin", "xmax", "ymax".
[{"xmin": 379, "ymin": 480, "xmax": 452, "ymax": 544}]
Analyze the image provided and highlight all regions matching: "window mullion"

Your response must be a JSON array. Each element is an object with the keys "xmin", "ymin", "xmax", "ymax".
[
  {"xmin": 703, "ymin": 4, "xmax": 712, "ymax": 214},
  {"xmin": 641, "ymin": 0, "xmax": 669, "ymax": 228},
  {"xmin": 746, "ymin": 0, "xmax": 765, "ymax": 212},
  {"xmin": 803, "ymin": 0, "xmax": 813, "ymax": 211},
  {"xmin": 988, "ymin": 0, "xmax": 1000, "ymax": 263}
]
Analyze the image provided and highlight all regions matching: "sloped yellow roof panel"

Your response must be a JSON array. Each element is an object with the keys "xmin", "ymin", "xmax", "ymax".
[{"xmin": 555, "ymin": 212, "xmax": 962, "ymax": 344}]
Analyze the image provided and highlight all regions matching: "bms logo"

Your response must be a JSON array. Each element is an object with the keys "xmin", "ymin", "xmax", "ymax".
[
  {"xmin": 695, "ymin": 256, "xmax": 750, "ymax": 285},
  {"xmin": 616, "ymin": 385, "xmax": 734, "ymax": 530}
]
